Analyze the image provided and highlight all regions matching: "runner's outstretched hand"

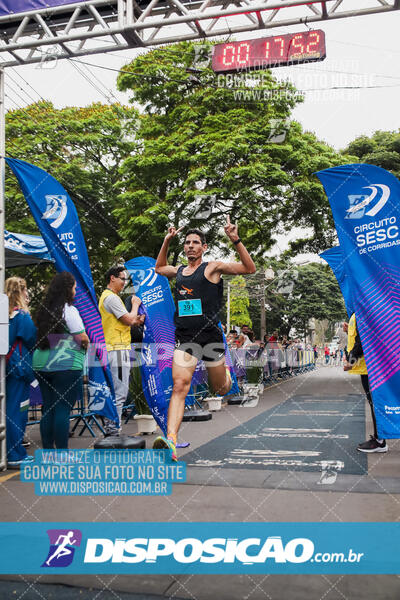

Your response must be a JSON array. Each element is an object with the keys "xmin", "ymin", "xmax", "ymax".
[
  {"xmin": 224, "ymin": 215, "xmax": 239, "ymax": 243},
  {"xmin": 165, "ymin": 225, "xmax": 184, "ymax": 241}
]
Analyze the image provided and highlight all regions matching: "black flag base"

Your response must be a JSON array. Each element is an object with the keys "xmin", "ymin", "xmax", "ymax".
[
  {"xmin": 182, "ymin": 405, "xmax": 212, "ymax": 422},
  {"xmin": 227, "ymin": 395, "xmax": 245, "ymax": 405}
]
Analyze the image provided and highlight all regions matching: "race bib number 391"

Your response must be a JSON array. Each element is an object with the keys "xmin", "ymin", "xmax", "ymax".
[{"xmin": 178, "ymin": 299, "xmax": 203, "ymax": 317}]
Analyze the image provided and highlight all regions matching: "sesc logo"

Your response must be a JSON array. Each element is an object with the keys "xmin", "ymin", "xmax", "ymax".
[
  {"xmin": 42, "ymin": 194, "xmax": 68, "ymax": 229},
  {"xmin": 346, "ymin": 184, "xmax": 390, "ymax": 219},
  {"xmin": 125, "ymin": 268, "xmax": 157, "ymax": 294},
  {"xmin": 84, "ymin": 536, "xmax": 314, "ymax": 565},
  {"xmin": 42, "ymin": 529, "xmax": 82, "ymax": 568}
]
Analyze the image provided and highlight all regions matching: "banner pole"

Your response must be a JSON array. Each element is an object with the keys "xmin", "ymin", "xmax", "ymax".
[
  {"xmin": 0, "ymin": 67, "xmax": 4, "ymax": 295},
  {"xmin": 0, "ymin": 67, "xmax": 6, "ymax": 471},
  {"xmin": 227, "ymin": 281, "xmax": 230, "ymax": 333}
]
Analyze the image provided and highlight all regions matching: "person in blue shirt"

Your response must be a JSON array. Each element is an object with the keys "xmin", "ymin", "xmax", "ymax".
[{"xmin": 5, "ymin": 277, "xmax": 37, "ymax": 468}]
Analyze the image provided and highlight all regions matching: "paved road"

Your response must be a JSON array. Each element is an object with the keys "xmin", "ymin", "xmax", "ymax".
[{"xmin": 1, "ymin": 365, "xmax": 399, "ymax": 599}]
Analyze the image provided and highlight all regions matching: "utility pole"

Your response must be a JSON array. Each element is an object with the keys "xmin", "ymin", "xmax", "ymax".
[
  {"xmin": 260, "ymin": 268, "xmax": 266, "ymax": 340},
  {"xmin": 227, "ymin": 281, "xmax": 231, "ymax": 333},
  {"xmin": 261, "ymin": 267, "xmax": 275, "ymax": 340},
  {"xmin": 0, "ymin": 67, "xmax": 7, "ymax": 471}
]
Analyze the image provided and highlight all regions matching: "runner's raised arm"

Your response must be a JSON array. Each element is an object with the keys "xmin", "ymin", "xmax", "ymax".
[
  {"xmin": 209, "ymin": 216, "xmax": 256, "ymax": 276},
  {"xmin": 155, "ymin": 225, "xmax": 184, "ymax": 279},
  {"xmin": 152, "ymin": 220, "xmax": 255, "ymax": 461}
]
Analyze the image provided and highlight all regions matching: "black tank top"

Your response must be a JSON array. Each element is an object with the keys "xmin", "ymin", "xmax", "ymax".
[{"xmin": 174, "ymin": 262, "xmax": 223, "ymax": 332}]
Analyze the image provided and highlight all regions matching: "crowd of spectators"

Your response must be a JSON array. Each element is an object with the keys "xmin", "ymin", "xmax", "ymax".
[{"xmin": 226, "ymin": 325, "xmax": 315, "ymax": 354}]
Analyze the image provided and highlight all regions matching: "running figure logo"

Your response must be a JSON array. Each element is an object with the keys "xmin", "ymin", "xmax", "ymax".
[
  {"xmin": 42, "ymin": 529, "xmax": 82, "ymax": 567},
  {"xmin": 346, "ymin": 184, "xmax": 390, "ymax": 219},
  {"xmin": 179, "ymin": 285, "xmax": 193, "ymax": 296},
  {"xmin": 42, "ymin": 194, "xmax": 68, "ymax": 229}
]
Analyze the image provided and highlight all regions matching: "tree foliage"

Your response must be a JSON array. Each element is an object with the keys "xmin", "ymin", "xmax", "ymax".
[
  {"xmin": 228, "ymin": 275, "xmax": 252, "ymax": 328},
  {"xmin": 116, "ymin": 41, "xmax": 351, "ymax": 262},
  {"xmin": 344, "ymin": 130, "xmax": 400, "ymax": 180},
  {"xmin": 284, "ymin": 263, "xmax": 346, "ymax": 336},
  {"xmin": 246, "ymin": 260, "xmax": 346, "ymax": 338},
  {"xmin": 5, "ymin": 101, "xmax": 139, "ymax": 293}
]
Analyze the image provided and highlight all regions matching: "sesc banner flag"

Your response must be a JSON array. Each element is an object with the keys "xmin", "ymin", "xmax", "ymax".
[
  {"xmin": 316, "ymin": 163, "xmax": 400, "ymax": 439},
  {"xmin": 320, "ymin": 246, "xmax": 354, "ymax": 317},
  {"xmin": 6, "ymin": 158, "xmax": 118, "ymax": 425},
  {"xmin": 5, "ymin": 230, "xmax": 54, "ymax": 267},
  {"xmin": 125, "ymin": 256, "xmax": 239, "ymax": 433},
  {"xmin": 125, "ymin": 256, "xmax": 175, "ymax": 434}
]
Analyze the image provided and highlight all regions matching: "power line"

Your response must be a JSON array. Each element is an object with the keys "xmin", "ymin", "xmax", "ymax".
[
  {"xmin": 78, "ymin": 61, "xmax": 120, "ymax": 104},
  {"xmin": 9, "ymin": 68, "xmax": 45, "ymax": 102},
  {"xmin": 330, "ymin": 37, "xmax": 400, "ymax": 56},
  {"xmin": 281, "ymin": 63, "xmax": 400, "ymax": 82},
  {"xmin": 69, "ymin": 60, "xmax": 118, "ymax": 104},
  {"xmin": 69, "ymin": 57, "xmax": 400, "ymax": 92},
  {"xmin": 67, "ymin": 57, "xmax": 188, "ymax": 86},
  {"xmin": 5, "ymin": 81, "xmax": 33, "ymax": 107},
  {"xmin": 299, "ymin": 83, "xmax": 400, "ymax": 91},
  {"xmin": 7, "ymin": 73, "xmax": 37, "ymax": 104},
  {"xmin": 69, "ymin": 60, "xmax": 110, "ymax": 102}
]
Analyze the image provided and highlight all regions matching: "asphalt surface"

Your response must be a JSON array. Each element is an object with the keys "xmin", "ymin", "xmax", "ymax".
[{"xmin": 1, "ymin": 364, "xmax": 399, "ymax": 599}]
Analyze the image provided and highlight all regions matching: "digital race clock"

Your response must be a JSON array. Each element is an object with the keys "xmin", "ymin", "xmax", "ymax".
[{"xmin": 212, "ymin": 30, "xmax": 326, "ymax": 73}]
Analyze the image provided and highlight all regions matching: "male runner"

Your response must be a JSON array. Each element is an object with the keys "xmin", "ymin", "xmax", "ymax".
[{"xmin": 153, "ymin": 216, "xmax": 256, "ymax": 459}]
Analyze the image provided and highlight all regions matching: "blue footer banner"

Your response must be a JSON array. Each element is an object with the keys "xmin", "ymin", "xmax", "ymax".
[{"xmin": 0, "ymin": 522, "xmax": 398, "ymax": 574}]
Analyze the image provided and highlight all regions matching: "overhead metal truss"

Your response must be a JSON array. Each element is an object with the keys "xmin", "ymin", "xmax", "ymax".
[{"xmin": 0, "ymin": 0, "xmax": 398, "ymax": 67}]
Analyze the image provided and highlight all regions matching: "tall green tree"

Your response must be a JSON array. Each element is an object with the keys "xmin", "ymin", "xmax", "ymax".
[
  {"xmin": 5, "ymin": 101, "xmax": 139, "ymax": 293},
  {"xmin": 344, "ymin": 129, "xmax": 400, "ymax": 179},
  {"xmin": 116, "ymin": 41, "xmax": 350, "ymax": 263},
  {"xmin": 261, "ymin": 262, "xmax": 346, "ymax": 338}
]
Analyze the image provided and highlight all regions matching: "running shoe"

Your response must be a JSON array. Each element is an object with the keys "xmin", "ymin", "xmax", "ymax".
[
  {"xmin": 153, "ymin": 436, "xmax": 178, "ymax": 461},
  {"xmin": 8, "ymin": 455, "xmax": 34, "ymax": 469},
  {"xmin": 357, "ymin": 435, "xmax": 388, "ymax": 453}
]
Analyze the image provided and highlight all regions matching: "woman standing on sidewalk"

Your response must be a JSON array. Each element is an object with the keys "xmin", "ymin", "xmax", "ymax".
[
  {"xmin": 33, "ymin": 272, "xmax": 89, "ymax": 449},
  {"xmin": 5, "ymin": 277, "xmax": 37, "ymax": 468}
]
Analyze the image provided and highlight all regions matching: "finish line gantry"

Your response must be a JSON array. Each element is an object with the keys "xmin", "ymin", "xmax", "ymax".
[{"xmin": 0, "ymin": 0, "xmax": 398, "ymax": 68}]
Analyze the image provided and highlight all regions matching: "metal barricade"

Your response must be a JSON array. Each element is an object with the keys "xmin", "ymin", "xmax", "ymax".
[{"xmin": 229, "ymin": 344, "xmax": 316, "ymax": 390}]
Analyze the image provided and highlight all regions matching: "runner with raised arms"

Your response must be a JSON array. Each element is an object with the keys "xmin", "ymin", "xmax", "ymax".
[{"xmin": 153, "ymin": 216, "xmax": 256, "ymax": 460}]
